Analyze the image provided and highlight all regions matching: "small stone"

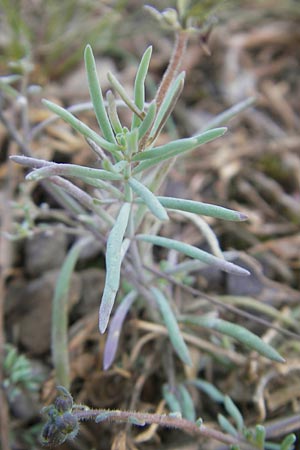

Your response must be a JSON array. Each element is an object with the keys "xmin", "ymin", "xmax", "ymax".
[
  {"xmin": 25, "ymin": 229, "xmax": 67, "ymax": 277},
  {"xmin": 18, "ymin": 270, "xmax": 81, "ymax": 355}
]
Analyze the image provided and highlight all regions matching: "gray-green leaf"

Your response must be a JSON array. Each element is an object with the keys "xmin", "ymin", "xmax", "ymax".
[
  {"xmin": 84, "ymin": 44, "xmax": 116, "ymax": 143},
  {"xmin": 181, "ymin": 315, "xmax": 285, "ymax": 363},
  {"xmin": 151, "ymin": 287, "xmax": 192, "ymax": 366},
  {"xmin": 128, "ymin": 178, "xmax": 169, "ymax": 221},
  {"xmin": 136, "ymin": 235, "xmax": 250, "ymax": 276},
  {"xmin": 99, "ymin": 203, "xmax": 131, "ymax": 333},
  {"xmin": 157, "ymin": 196, "xmax": 247, "ymax": 221}
]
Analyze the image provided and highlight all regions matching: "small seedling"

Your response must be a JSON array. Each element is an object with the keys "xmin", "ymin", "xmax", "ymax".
[{"xmin": 6, "ymin": 2, "xmax": 292, "ymax": 449}]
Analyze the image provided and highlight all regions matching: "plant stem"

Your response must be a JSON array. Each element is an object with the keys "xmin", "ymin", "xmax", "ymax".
[
  {"xmin": 139, "ymin": 29, "xmax": 188, "ymax": 152},
  {"xmin": 155, "ymin": 30, "xmax": 188, "ymax": 112},
  {"xmin": 74, "ymin": 408, "xmax": 256, "ymax": 450}
]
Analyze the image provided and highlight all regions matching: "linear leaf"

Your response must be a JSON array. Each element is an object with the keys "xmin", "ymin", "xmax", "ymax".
[
  {"xmin": 178, "ymin": 384, "xmax": 196, "ymax": 421},
  {"xmin": 224, "ymin": 396, "xmax": 244, "ymax": 431},
  {"xmin": 106, "ymin": 90, "xmax": 123, "ymax": 135},
  {"xmin": 128, "ymin": 178, "xmax": 169, "ymax": 221},
  {"xmin": 107, "ymin": 71, "xmax": 144, "ymax": 119},
  {"xmin": 99, "ymin": 203, "xmax": 131, "ymax": 333},
  {"xmin": 133, "ymin": 128, "xmax": 227, "ymax": 175},
  {"xmin": 125, "ymin": 128, "xmax": 138, "ymax": 157},
  {"xmin": 202, "ymin": 97, "xmax": 255, "ymax": 132},
  {"xmin": 162, "ymin": 384, "xmax": 182, "ymax": 415},
  {"xmin": 136, "ymin": 235, "xmax": 250, "ymax": 276},
  {"xmin": 132, "ymin": 46, "xmax": 152, "ymax": 129},
  {"xmin": 255, "ymin": 424, "xmax": 266, "ymax": 449},
  {"xmin": 138, "ymin": 101, "xmax": 157, "ymax": 140},
  {"xmin": 26, "ymin": 163, "xmax": 123, "ymax": 182},
  {"xmin": 103, "ymin": 291, "xmax": 137, "ymax": 370},
  {"xmin": 84, "ymin": 45, "xmax": 116, "ymax": 143},
  {"xmin": 52, "ymin": 237, "xmax": 90, "ymax": 388},
  {"xmin": 189, "ymin": 379, "xmax": 225, "ymax": 403},
  {"xmin": 280, "ymin": 434, "xmax": 296, "ymax": 450},
  {"xmin": 218, "ymin": 414, "xmax": 238, "ymax": 437},
  {"xmin": 151, "ymin": 287, "xmax": 192, "ymax": 366},
  {"xmin": 181, "ymin": 315, "xmax": 285, "ymax": 363},
  {"xmin": 157, "ymin": 197, "xmax": 248, "ymax": 221},
  {"xmin": 149, "ymin": 72, "xmax": 185, "ymax": 142},
  {"xmin": 42, "ymin": 99, "xmax": 120, "ymax": 154},
  {"xmin": 133, "ymin": 127, "xmax": 227, "ymax": 161}
]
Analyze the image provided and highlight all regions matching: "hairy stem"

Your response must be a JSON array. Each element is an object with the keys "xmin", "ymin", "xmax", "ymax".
[
  {"xmin": 155, "ymin": 30, "xmax": 188, "ymax": 112},
  {"xmin": 74, "ymin": 408, "xmax": 256, "ymax": 450},
  {"xmin": 139, "ymin": 30, "xmax": 188, "ymax": 151}
]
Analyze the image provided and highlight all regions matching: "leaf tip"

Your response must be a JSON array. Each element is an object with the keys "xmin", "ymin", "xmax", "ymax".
[
  {"xmin": 25, "ymin": 171, "xmax": 37, "ymax": 181},
  {"xmin": 9, "ymin": 155, "xmax": 19, "ymax": 163},
  {"xmin": 103, "ymin": 358, "xmax": 111, "ymax": 371},
  {"xmin": 99, "ymin": 320, "xmax": 107, "ymax": 335},
  {"xmin": 84, "ymin": 43, "xmax": 92, "ymax": 53},
  {"xmin": 275, "ymin": 354, "xmax": 286, "ymax": 364},
  {"xmin": 234, "ymin": 266, "xmax": 251, "ymax": 277},
  {"xmin": 237, "ymin": 212, "xmax": 248, "ymax": 221},
  {"xmin": 160, "ymin": 211, "xmax": 169, "ymax": 222},
  {"xmin": 225, "ymin": 260, "xmax": 251, "ymax": 276},
  {"xmin": 99, "ymin": 311, "xmax": 109, "ymax": 334}
]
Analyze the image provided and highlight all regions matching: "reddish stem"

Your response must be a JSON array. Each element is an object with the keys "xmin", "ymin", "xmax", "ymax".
[
  {"xmin": 155, "ymin": 30, "xmax": 189, "ymax": 112},
  {"xmin": 75, "ymin": 408, "xmax": 256, "ymax": 450}
]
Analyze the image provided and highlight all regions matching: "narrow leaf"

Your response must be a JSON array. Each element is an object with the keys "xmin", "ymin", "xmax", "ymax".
[
  {"xmin": 224, "ymin": 396, "xmax": 244, "ymax": 432},
  {"xmin": 26, "ymin": 163, "xmax": 123, "ymax": 182},
  {"xmin": 106, "ymin": 90, "xmax": 123, "ymax": 135},
  {"xmin": 181, "ymin": 315, "xmax": 285, "ymax": 363},
  {"xmin": 202, "ymin": 97, "xmax": 255, "ymax": 132},
  {"xmin": 132, "ymin": 46, "xmax": 152, "ymax": 129},
  {"xmin": 151, "ymin": 287, "xmax": 192, "ymax": 366},
  {"xmin": 157, "ymin": 197, "xmax": 248, "ymax": 221},
  {"xmin": 255, "ymin": 424, "xmax": 266, "ymax": 450},
  {"xmin": 189, "ymin": 379, "xmax": 225, "ymax": 403},
  {"xmin": 149, "ymin": 72, "xmax": 185, "ymax": 142},
  {"xmin": 84, "ymin": 45, "xmax": 116, "ymax": 143},
  {"xmin": 178, "ymin": 384, "xmax": 196, "ymax": 421},
  {"xmin": 125, "ymin": 128, "xmax": 138, "ymax": 157},
  {"xmin": 128, "ymin": 178, "xmax": 169, "ymax": 221},
  {"xmin": 133, "ymin": 128, "xmax": 227, "ymax": 175},
  {"xmin": 280, "ymin": 434, "xmax": 296, "ymax": 450},
  {"xmin": 133, "ymin": 127, "xmax": 227, "ymax": 161},
  {"xmin": 107, "ymin": 72, "xmax": 144, "ymax": 119},
  {"xmin": 103, "ymin": 291, "xmax": 137, "ymax": 370},
  {"xmin": 138, "ymin": 101, "xmax": 157, "ymax": 140},
  {"xmin": 136, "ymin": 235, "xmax": 250, "ymax": 276},
  {"xmin": 163, "ymin": 384, "xmax": 182, "ymax": 414},
  {"xmin": 52, "ymin": 237, "xmax": 90, "ymax": 388},
  {"xmin": 218, "ymin": 414, "xmax": 238, "ymax": 437},
  {"xmin": 99, "ymin": 203, "xmax": 131, "ymax": 333},
  {"xmin": 42, "ymin": 99, "xmax": 120, "ymax": 154}
]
